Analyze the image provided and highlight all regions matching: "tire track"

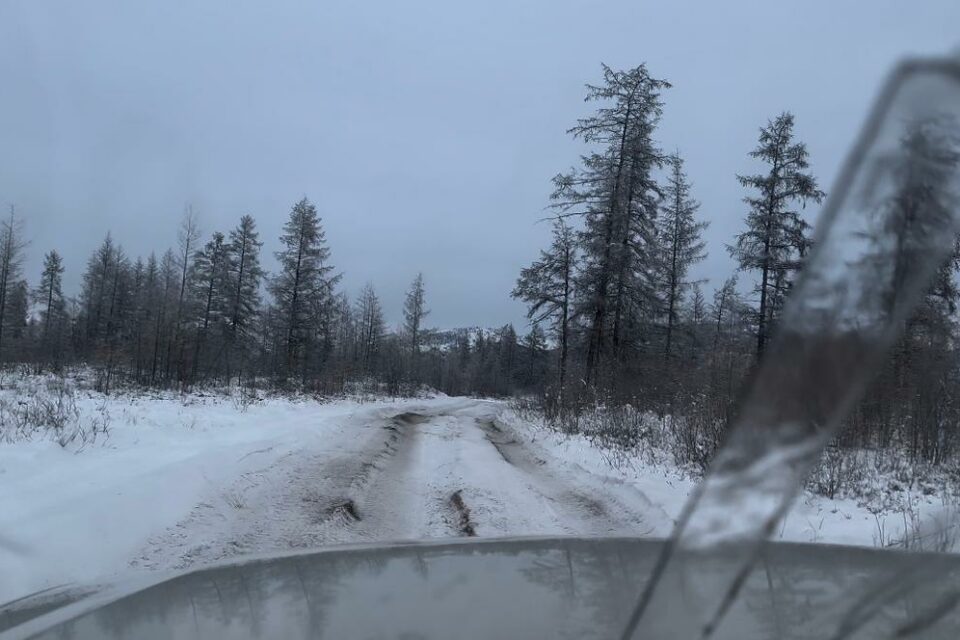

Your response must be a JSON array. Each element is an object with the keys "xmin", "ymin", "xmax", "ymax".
[
  {"xmin": 132, "ymin": 411, "xmax": 424, "ymax": 570},
  {"xmin": 132, "ymin": 402, "xmax": 667, "ymax": 575},
  {"xmin": 449, "ymin": 489, "xmax": 477, "ymax": 537},
  {"xmin": 473, "ymin": 418, "xmax": 657, "ymax": 536}
]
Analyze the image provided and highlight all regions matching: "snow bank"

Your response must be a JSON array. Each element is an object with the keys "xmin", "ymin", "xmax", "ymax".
[
  {"xmin": 495, "ymin": 406, "xmax": 960, "ymax": 551},
  {"xmin": 0, "ymin": 389, "xmax": 450, "ymax": 604}
]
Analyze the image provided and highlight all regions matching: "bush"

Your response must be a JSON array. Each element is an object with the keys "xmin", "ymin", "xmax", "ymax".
[
  {"xmin": 516, "ymin": 385, "xmax": 734, "ymax": 475},
  {"xmin": 0, "ymin": 373, "xmax": 110, "ymax": 447}
]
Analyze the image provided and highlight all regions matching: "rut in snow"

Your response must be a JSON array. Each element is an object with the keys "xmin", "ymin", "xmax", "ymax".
[
  {"xmin": 473, "ymin": 418, "xmax": 654, "ymax": 536},
  {"xmin": 131, "ymin": 410, "xmax": 425, "ymax": 570},
  {"xmin": 131, "ymin": 404, "xmax": 666, "ymax": 574},
  {"xmin": 449, "ymin": 490, "xmax": 477, "ymax": 537}
]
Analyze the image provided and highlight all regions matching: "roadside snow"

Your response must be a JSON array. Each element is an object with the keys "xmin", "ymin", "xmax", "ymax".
[
  {"xmin": 495, "ymin": 407, "xmax": 960, "ymax": 552},
  {"xmin": 0, "ymin": 392, "xmax": 461, "ymax": 604},
  {"xmin": 1, "ymin": 392, "xmax": 667, "ymax": 605},
  {"xmin": 3, "ymin": 388, "xmax": 956, "ymax": 609}
]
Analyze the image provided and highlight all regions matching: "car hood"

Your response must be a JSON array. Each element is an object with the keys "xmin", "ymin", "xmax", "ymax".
[{"xmin": 3, "ymin": 536, "xmax": 960, "ymax": 639}]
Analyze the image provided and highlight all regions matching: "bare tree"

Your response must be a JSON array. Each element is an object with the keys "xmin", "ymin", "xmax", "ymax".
[
  {"xmin": 169, "ymin": 207, "xmax": 201, "ymax": 382},
  {"xmin": 150, "ymin": 250, "xmax": 178, "ymax": 384},
  {"xmin": 0, "ymin": 206, "xmax": 27, "ymax": 363},
  {"xmin": 355, "ymin": 283, "xmax": 385, "ymax": 374}
]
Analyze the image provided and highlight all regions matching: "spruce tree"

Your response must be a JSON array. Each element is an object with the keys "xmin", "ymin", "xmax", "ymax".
[{"xmin": 729, "ymin": 112, "xmax": 824, "ymax": 357}]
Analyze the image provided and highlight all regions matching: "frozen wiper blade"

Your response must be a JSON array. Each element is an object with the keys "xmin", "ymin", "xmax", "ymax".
[{"xmin": 623, "ymin": 56, "xmax": 960, "ymax": 640}]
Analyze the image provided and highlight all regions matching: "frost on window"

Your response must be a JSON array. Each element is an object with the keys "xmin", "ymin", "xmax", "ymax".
[{"xmin": 624, "ymin": 58, "xmax": 960, "ymax": 639}]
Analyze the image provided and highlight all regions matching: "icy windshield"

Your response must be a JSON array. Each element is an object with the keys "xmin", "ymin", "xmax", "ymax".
[{"xmin": 623, "ymin": 58, "xmax": 960, "ymax": 639}]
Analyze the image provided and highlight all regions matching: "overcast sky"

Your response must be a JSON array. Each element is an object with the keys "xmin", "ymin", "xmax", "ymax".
[{"xmin": 2, "ymin": 1, "xmax": 959, "ymax": 330}]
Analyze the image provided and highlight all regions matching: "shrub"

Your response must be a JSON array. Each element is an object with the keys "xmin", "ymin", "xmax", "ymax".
[{"xmin": 0, "ymin": 373, "xmax": 110, "ymax": 447}]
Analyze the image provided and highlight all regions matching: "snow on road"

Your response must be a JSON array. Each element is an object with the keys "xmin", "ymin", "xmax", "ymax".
[
  {"xmin": 4, "ymin": 391, "xmax": 931, "ymax": 608},
  {"xmin": 0, "ymin": 395, "xmax": 672, "ymax": 604},
  {"xmin": 131, "ymin": 400, "xmax": 674, "ymax": 571}
]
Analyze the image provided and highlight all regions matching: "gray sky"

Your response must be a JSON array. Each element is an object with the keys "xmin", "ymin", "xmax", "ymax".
[{"xmin": 2, "ymin": 1, "xmax": 959, "ymax": 330}]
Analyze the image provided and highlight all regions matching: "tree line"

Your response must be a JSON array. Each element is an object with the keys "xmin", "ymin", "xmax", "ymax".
[
  {"xmin": 4, "ymin": 62, "xmax": 960, "ymax": 470},
  {"xmin": 1, "ymin": 197, "xmax": 546, "ymax": 398},
  {"xmin": 512, "ymin": 63, "xmax": 960, "ymax": 470}
]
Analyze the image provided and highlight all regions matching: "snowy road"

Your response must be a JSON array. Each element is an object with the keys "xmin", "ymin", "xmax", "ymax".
[
  {"xmin": 2, "ymin": 393, "xmax": 925, "ymax": 606},
  {"xmin": 130, "ymin": 399, "xmax": 669, "ymax": 573}
]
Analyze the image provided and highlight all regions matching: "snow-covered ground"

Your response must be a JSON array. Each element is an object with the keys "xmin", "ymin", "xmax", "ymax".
[
  {"xmin": 0, "ymin": 391, "xmax": 667, "ymax": 604},
  {"xmin": 1, "ymin": 388, "xmax": 956, "ymax": 606},
  {"xmin": 496, "ymin": 407, "xmax": 960, "ymax": 551}
]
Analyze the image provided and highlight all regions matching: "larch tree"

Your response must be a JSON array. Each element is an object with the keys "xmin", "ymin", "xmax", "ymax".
[
  {"xmin": 34, "ymin": 250, "xmax": 67, "ymax": 368},
  {"xmin": 270, "ymin": 198, "xmax": 337, "ymax": 378},
  {"xmin": 512, "ymin": 218, "xmax": 577, "ymax": 397},
  {"xmin": 131, "ymin": 254, "xmax": 158, "ymax": 382},
  {"xmin": 330, "ymin": 291, "xmax": 355, "ymax": 376},
  {"xmin": 311, "ymin": 270, "xmax": 344, "ymax": 378},
  {"xmin": 77, "ymin": 236, "xmax": 133, "ymax": 392},
  {"xmin": 355, "ymin": 283, "xmax": 385, "ymax": 374},
  {"xmin": 103, "ymin": 246, "xmax": 133, "ymax": 392},
  {"xmin": 403, "ymin": 273, "xmax": 429, "ymax": 379},
  {"xmin": 710, "ymin": 275, "xmax": 741, "ymax": 350},
  {"xmin": 5, "ymin": 280, "xmax": 29, "ymax": 360},
  {"xmin": 658, "ymin": 153, "xmax": 708, "ymax": 360},
  {"xmin": 150, "ymin": 250, "xmax": 178, "ymax": 384},
  {"xmin": 0, "ymin": 207, "xmax": 27, "ymax": 362},
  {"xmin": 226, "ymin": 214, "xmax": 264, "ymax": 382},
  {"xmin": 866, "ymin": 115, "xmax": 960, "ymax": 319},
  {"xmin": 728, "ymin": 112, "xmax": 824, "ymax": 357},
  {"xmin": 191, "ymin": 231, "xmax": 231, "ymax": 381},
  {"xmin": 550, "ymin": 63, "xmax": 669, "ymax": 381},
  {"xmin": 859, "ymin": 114, "xmax": 960, "ymax": 460},
  {"xmin": 170, "ymin": 207, "xmax": 201, "ymax": 382},
  {"xmin": 686, "ymin": 281, "xmax": 708, "ymax": 355},
  {"xmin": 521, "ymin": 323, "xmax": 548, "ymax": 388},
  {"xmin": 497, "ymin": 324, "xmax": 519, "ymax": 392},
  {"xmin": 80, "ymin": 234, "xmax": 120, "ymax": 347}
]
